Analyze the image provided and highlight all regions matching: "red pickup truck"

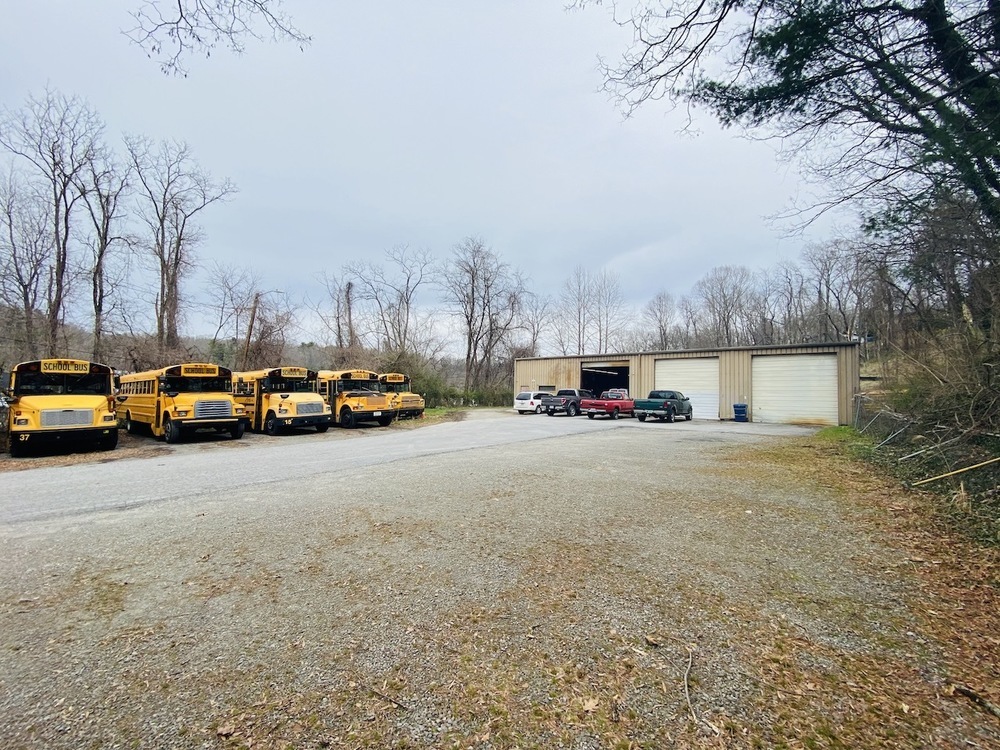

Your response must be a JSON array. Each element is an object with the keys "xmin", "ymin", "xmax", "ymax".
[{"xmin": 579, "ymin": 390, "xmax": 635, "ymax": 420}]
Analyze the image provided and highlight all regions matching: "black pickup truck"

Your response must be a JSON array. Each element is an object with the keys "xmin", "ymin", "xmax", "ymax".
[{"xmin": 541, "ymin": 388, "xmax": 594, "ymax": 417}]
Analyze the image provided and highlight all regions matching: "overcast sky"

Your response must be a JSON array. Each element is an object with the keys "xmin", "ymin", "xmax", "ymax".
[{"xmin": 3, "ymin": 1, "xmax": 844, "ymax": 338}]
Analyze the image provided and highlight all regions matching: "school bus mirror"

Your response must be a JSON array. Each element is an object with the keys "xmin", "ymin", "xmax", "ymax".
[
  {"xmin": 165, "ymin": 391, "xmax": 180, "ymax": 398},
  {"xmin": 116, "ymin": 395, "xmax": 127, "ymax": 403}
]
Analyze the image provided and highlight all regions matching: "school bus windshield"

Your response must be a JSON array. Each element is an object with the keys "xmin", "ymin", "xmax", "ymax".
[
  {"xmin": 161, "ymin": 375, "xmax": 231, "ymax": 393},
  {"xmin": 265, "ymin": 377, "xmax": 315, "ymax": 393},
  {"xmin": 342, "ymin": 379, "xmax": 380, "ymax": 392},
  {"xmin": 13, "ymin": 371, "xmax": 112, "ymax": 396}
]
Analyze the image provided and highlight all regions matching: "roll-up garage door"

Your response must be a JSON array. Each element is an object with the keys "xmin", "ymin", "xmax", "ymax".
[
  {"xmin": 654, "ymin": 358, "xmax": 720, "ymax": 420},
  {"xmin": 751, "ymin": 354, "xmax": 838, "ymax": 424}
]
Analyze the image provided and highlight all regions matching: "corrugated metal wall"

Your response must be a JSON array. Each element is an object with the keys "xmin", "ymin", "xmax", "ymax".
[{"xmin": 513, "ymin": 343, "xmax": 860, "ymax": 425}]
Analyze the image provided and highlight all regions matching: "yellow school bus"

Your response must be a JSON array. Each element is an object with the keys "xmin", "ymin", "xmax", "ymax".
[
  {"xmin": 315, "ymin": 369, "xmax": 395, "ymax": 428},
  {"xmin": 378, "ymin": 372, "xmax": 425, "ymax": 419},
  {"xmin": 116, "ymin": 363, "xmax": 248, "ymax": 443},
  {"xmin": 232, "ymin": 366, "xmax": 332, "ymax": 435},
  {"xmin": 3, "ymin": 359, "xmax": 118, "ymax": 457}
]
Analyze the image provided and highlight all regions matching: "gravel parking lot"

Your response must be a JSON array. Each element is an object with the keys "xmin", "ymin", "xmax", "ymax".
[{"xmin": 1, "ymin": 410, "xmax": 997, "ymax": 748}]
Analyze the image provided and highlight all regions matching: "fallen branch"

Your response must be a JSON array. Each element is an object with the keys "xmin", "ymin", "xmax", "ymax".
[
  {"xmin": 912, "ymin": 455, "xmax": 1000, "ymax": 486},
  {"xmin": 684, "ymin": 647, "xmax": 720, "ymax": 736},
  {"xmin": 897, "ymin": 434, "xmax": 964, "ymax": 461},
  {"xmin": 369, "ymin": 686, "xmax": 409, "ymax": 711},
  {"xmin": 951, "ymin": 683, "xmax": 1000, "ymax": 722}
]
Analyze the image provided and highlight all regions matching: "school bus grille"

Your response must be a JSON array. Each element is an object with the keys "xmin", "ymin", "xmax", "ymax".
[
  {"xmin": 40, "ymin": 409, "xmax": 93, "ymax": 427},
  {"xmin": 296, "ymin": 402, "xmax": 323, "ymax": 415},
  {"xmin": 194, "ymin": 400, "xmax": 233, "ymax": 419}
]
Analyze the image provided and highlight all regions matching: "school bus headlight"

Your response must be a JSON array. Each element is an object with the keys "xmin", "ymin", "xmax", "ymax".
[
  {"xmin": 102, "ymin": 414, "xmax": 116, "ymax": 422},
  {"xmin": 174, "ymin": 409, "xmax": 189, "ymax": 417},
  {"xmin": 235, "ymin": 406, "xmax": 245, "ymax": 415},
  {"xmin": 14, "ymin": 418, "xmax": 29, "ymax": 426}
]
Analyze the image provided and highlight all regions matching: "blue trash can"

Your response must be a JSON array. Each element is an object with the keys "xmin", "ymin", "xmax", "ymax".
[{"xmin": 733, "ymin": 403, "xmax": 748, "ymax": 422}]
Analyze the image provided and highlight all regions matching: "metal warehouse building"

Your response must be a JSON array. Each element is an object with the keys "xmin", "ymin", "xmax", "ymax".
[{"xmin": 514, "ymin": 342, "xmax": 860, "ymax": 425}]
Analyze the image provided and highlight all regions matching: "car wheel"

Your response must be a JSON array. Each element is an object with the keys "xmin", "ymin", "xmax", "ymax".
[
  {"xmin": 587, "ymin": 413, "xmax": 595, "ymax": 419},
  {"xmin": 163, "ymin": 417, "xmax": 181, "ymax": 444},
  {"xmin": 230, "ymin": 422, "xmax": 245, "ymax": 439},
  {"xmin": 667, "ymin": 408, "xmax": 675, "ymax": 423},
  {"xmin": 547, "ymin": 409, "xmax": 555, "ymax": 416},
  {"xmin": 340, "ymin": 407, "xmax": 356, "ymax": 428},
  {"xmin": 567, "ymin": 403, "xmax": 578, "ymax": 417},
  {"xmin": 611, "ymin": 408, "xmax": 619, "ymax": 420},
  {"xmin": 535, "ymin": 405, "xmax": 542, "ymax": 414},
  {"xmin": 518, "ymin": 410, "xmax": 526, "ymax": 415},
  {"xmin": 316, "ymin": 423, "xmax": 330, "ymax": 433},
  {"xmin": 685, "ymin": 410, "xmax": 693, "ymax": 421},
  {"xmin": 265, "ymin": 412, "xmax": 280, "ymax": 436},
  {"xmin": 637, "ymin": 414, "xmax": 647, "ymax": 422}
]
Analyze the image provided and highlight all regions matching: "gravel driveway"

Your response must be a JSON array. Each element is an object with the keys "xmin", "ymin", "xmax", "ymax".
[{"xmin": 0, "ymin": 411, "xmax": 996, "ymax": 748}]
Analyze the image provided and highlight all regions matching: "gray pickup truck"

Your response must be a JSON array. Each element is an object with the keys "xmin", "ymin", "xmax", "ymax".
[{"xmin": 541, "ymin": 388, "xmax": 594, "ymax": 417}]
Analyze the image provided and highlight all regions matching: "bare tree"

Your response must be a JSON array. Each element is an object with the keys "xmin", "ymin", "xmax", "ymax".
[
  {"xmin": 76, "ymin": 147, "xmax": 132, "ymax": 362},
  {"xmin": 694, "ymin": 266, "xmax": 755, "ymax": 347},
  {"xmin": 642, "ymin": 289, "xmax": 675, "ymax": 350},
  {"xmin": 127, "ymin": 136, "xmax": 236, "ymax": 356},
  {"xmin": 554, "ymin": 266, "xmax": 593, "ymax": 355},
  {"xmin": 517, "ymin": 292, "xmax": 552, "ymax": 357},
  {"xmin": 316, "ymin": 270, "xmax": 361, "ymax": 351},
  {"xmin": 591, "ymin": 269, "xmax": 628, "ymax": 353},
  {"xmin": 125, "ymin": 0, "xmax": 310, "ymax": 75},
  {"xmin": 771, "ymin": 260, "xmax": 811, "ymax": 344},
  {"xmin": 440, "ymin": 237, "xmax": 526, "ymax": 392},
  {"xmin": 674, "ymin": 294, "xmax": 702, "ymax": 348},
  {"xmin": 0, "ymin": 168, "xmax": 49, "ymax": 359},
  {"xmin": 0, "ymin": 89, "xmax": 104, "ymax": 355},
  {"xmin": 348, "ymin": 245, "xmax": 435, "ymax": 354},
  {"xmin": 241, "ymin": 290, "xmax": 294, "ymax": 369},
  {"xmin": 203, "ymin": 260, "xmax": 259, "ymax": 361}
]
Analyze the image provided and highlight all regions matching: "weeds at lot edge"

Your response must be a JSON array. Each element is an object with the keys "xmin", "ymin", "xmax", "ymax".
[{"xmin": 721, "ymin": 430, "xmax": 1000, "ymax": 745}]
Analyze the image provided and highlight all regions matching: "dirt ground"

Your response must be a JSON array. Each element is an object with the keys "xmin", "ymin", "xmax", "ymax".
[{"xmin": 0, "ymin": 416, "xmax": 998, "ymax": 749}]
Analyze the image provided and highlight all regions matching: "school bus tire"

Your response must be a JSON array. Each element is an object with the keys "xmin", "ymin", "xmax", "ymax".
[
  {"xmin": 163, "ymin": 417, "xmax": 182, "ymax": 444},
  {"xmin": 316, "ymin": 423, "xmax": 330, "ymax": 433},
  {"xmin": 377, "ymin": 415, "xmax": 394, "ymax": 427},
  {"xmin": 99, "ymin": 432, "xmax": 118, "ymax": 451},
  {"xmin": 264, "ymin": 412, "xmax": 280, "ymax": 436},
  {"xmin": 340, "ymin": 407, "xmax": 356, "ymax": 429},
  {"xmin": 125, "ymin": 412, "xmax": 138, "ymax": 435},
  {"xmin": 230, "ymin": 422, "xmax": 245, "ymax": 440}
]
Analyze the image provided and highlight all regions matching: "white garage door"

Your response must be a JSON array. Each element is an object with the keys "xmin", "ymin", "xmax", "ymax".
[
  {"xmin": 654, "ymin": 358, "xmax": 720, "ymax": 420},
  {"xmin": 752, "ymin": 354, "xmax": 839, "ymax": 425}
]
